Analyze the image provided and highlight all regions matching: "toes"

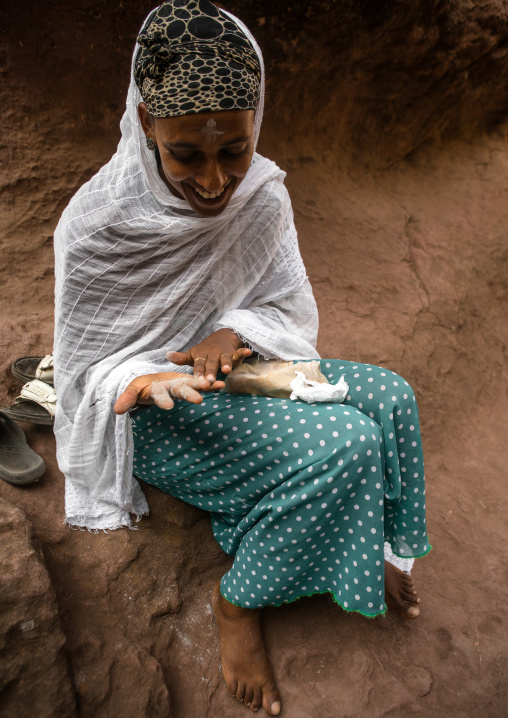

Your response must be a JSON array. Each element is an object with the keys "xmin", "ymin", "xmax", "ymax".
[
  {"xmin": 262, "ymin": 683, "xmax": 281, "ymax": 716},
  {"xmin": 405, "ymin": 604, "xmax": 421, "ymax": 619},
  {"xmin": 244, "ymin": 687, "xmax": 254, "ymax": 706},
  {"xmin": 400, "ymin": 576, "xmax": 420, "ymax": 604},
  {"xmin": 405, "ymin": 593, "xmax": 421, "ymax": 605},
  {"xmin": 401, "ymin": 584, "xmax": 421, "ymax": 603},
  {"xmin": 385, "ymin": 564, "xmax": 422, "ymax": 619},
  {"xmin": 251, "ymin": 688, "xmax": 263, "ymax": 712},
  {"xmin": 229, "ymin": 680, "xmax": 238, "ymax": 697},
  {"xmin": 236, "ymin": 683, "xmax": 246, "ymax": 701}
]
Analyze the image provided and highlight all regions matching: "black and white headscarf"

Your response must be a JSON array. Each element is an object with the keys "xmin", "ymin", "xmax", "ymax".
[{"xmin": 134, "ymin": 0, "xmax": 261, "ymax": 117}]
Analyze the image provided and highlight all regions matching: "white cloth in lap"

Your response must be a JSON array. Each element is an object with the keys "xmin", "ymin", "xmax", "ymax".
[{"xmin": 53, "ymin": 10, "xmax": 320, "ymax": 531}]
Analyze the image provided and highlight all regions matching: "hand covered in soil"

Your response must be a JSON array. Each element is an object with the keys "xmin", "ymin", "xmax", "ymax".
[
  {"xmin": 167, "ymin": 328, "xmax": 252, "ymax": 383},
  {"xmin": 113, "ymin": 372, "xmax": 225, "ymax": 414}
]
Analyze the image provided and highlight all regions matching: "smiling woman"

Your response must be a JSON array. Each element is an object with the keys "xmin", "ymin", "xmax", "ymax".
[
  {"xmin": 52, "ymin": 1, "xmax": 430, "ymax": 716},
  {"xmin": 139, "ymin": 107, "xmax": 255, "ymax": 215}
]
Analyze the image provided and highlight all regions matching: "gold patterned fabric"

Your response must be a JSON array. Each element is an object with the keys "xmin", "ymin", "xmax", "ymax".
[{"xmin": 134, "ymin": 0, "xmax": 261, "ymax": 117}]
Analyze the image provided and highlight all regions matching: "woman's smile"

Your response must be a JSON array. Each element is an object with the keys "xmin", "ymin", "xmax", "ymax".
[
  {"xmin": 181, "ymin": 177, "xmax": 237, "ymax": 214},
  {"xmin": 138, "ymin": 107, "xmax": 255, "ymax": 217},
  {"xmin": 192, "ymin": 178, "xmax": 232, "ymax": 199}
]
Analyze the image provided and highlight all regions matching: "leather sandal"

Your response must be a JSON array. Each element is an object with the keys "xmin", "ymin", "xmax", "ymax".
[
  {"xmin": 0, "ymin": 410, "xmax": 46, "ymax": 485},
  {"xmin": 1, "ymin": 380, "xmax": 57, "ymax": 426},
  {"xmin": 11, "ymin": 354, "xmax": 54, "ymax": 386}
]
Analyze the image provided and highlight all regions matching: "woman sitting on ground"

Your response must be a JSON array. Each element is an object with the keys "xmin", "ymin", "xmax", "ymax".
[{"xmin": 53, "ymin": 2, "xmax": 430, "ymax": 715}]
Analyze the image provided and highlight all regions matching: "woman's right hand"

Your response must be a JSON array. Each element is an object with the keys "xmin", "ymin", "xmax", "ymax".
[{"xmin": 113, "ymin": 372, "xmax": 225, "ymax": 415}]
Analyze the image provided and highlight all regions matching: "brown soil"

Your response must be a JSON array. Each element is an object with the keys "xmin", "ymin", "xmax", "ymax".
[{"xmin": 1, "ymin": 1, "xmax": 507, "ymax": 716}]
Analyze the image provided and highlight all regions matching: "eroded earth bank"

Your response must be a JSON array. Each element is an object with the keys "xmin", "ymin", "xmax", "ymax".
[{"xmin": 0, "ymin": 1, "xmax": 507, "ymax": 716}]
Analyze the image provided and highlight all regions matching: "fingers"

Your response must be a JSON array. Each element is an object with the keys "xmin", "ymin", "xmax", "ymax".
[
  {"xmin": 149, "ymin": 375, "xmax": 225, "ymax": 410},
  {"xmin": 221, "ymin": 347, "xmax": 252, "ymax": 374},
  {"xmin": 192, "ymin": 356, "xmax": 207, "ymax": 380},
  {"xmin": 166, "ymin": 350, "xmax": 192, "ymax": 366},
  {"xmin": 219, "ymin": 352, "xmax": 234, "ymax": 374},
  {"xmin": 167, "ymin": 349, "xmax": 214, "ymax": 382},
  {"xmin": 204, "ymin": 356, "xmax": 220, "ymax": 383},
  {"xmin": 114, "ymin": 370, "xmax": 227, "ymax": 417},
  {"xmin": 114, "ymin": 385, "xmax": 140, "ymax": 415},
  {"xmin": 220, "ymin": 347, "xmax": 253, "ymax": 374},
  {"xmin": 167, "ymin": 377, "xmax": 218, "ymax": 404},
  {"xmin": 174, "ymin": 383, "xmax": 205, "ymax": 404},
  {"xmin": 177, "ymin": 375, "xmax": 225, "ymax": 393},
  {"xmin": 168, "ymin": 341, "xmax": 252, "ymax": 381},
  {"xmin": 190, "ymin": 356, "xmax": 221, "ymax": 383},
  {"xmin": 233, "ymin": 347, "xmax": 252, "ymax": 366},
  {"xmin": 150, "ymin": 378, "xmax": 202, "ymax": 408},
  {"xmin": 150, "ymin": 381, "xmax": 176, "ymax": 410}
]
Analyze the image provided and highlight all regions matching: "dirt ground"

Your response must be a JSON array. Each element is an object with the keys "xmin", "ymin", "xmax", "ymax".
[{"xmin": 1, "ymin": 1, "xmax": 507, "ymax": 716}]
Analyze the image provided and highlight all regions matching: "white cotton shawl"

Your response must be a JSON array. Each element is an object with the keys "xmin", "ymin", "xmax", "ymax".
[{"xmin": 53, "ymin": 10, "xmax": 320, "ymax": 531}]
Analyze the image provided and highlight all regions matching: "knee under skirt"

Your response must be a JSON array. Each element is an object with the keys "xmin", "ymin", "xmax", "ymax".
[{"xmin": 131, "ymin": 360, "xmax": 431, "ymax": 617}]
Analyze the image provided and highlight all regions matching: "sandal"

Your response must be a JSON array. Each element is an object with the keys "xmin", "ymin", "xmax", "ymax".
[
  {"xmin": 11, "ymin": 354, "xmax": 54, "ymax": 386},
  {"xmin": 0, "ymin": 410, "xmax": 46, "ymax": 485},
  {"xmin": 1, "ymin": 380, "xmax": 57, "ymax": 426}
]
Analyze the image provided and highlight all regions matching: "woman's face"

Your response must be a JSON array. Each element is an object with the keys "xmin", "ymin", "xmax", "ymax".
[{"xmin": 139, "ymin": 104, "xmax": 255, "ymax": 217}]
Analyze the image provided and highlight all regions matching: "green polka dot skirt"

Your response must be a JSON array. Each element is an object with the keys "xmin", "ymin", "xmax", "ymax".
[{"xmin": 131, "ymin": 360, "xmax": 431, "ymax": 617}]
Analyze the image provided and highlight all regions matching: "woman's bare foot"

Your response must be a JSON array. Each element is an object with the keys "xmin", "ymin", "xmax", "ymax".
[
  {"xmin": 384, "ymin": 561, "xmax": 421, "ymax": 619},
  {"xmin": 212, "ymin": 581, "xmax": 281, "ymax": 715}
]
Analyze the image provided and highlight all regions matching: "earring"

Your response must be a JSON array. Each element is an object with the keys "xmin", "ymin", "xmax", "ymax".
[{"xmin": 146, "ymin": 138, "xmax": 156, "ymax": 151}]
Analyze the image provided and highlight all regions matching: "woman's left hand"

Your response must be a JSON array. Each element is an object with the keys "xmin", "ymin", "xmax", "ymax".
[{"xmin": 167, "ymin": 328, "xmax": 252, "ymax": 383}]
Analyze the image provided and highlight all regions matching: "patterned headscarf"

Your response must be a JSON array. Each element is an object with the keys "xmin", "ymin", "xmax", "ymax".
[{"xmin": 134, "ymin": 0, "xmax": 261, "ymax": 117}]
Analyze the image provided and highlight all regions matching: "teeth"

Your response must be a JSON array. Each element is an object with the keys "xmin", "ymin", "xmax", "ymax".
[{"xmin": 194, "ymin": 182, "xmax": 229, "ymax": 199}]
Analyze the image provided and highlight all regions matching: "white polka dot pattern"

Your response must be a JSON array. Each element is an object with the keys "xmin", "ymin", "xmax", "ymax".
[{"xmin": 131, "ymin": 359, "xmax": 429, "ymax": 617}]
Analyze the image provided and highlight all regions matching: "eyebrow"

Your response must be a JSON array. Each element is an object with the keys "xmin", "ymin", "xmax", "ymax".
[{"xmin": 163, "ymin": 136, "xmax": 251, "ymax": 150}]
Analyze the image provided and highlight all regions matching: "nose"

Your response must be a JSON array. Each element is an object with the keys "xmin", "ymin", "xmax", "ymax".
[{"xmin": 195, "ymin": 158, "xmax": 228, "ymax": 193}]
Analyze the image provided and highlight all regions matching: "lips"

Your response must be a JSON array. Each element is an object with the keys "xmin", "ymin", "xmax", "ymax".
[
  {"xmin": 194, "ymin": 183, "xmax": 229, "ymax": 199},
  {"xmin": 190, "ymin": 178, "xmax": 232, "ymax": 201},
  {"xmin": 182, "ymin": 177, "xmax": 237, "ymax": 216}
]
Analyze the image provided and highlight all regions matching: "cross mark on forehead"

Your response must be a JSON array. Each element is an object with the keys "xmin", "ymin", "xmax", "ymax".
[{"xmin": 200, "ymin": 118, "xmax": 225, "ymax": 142}]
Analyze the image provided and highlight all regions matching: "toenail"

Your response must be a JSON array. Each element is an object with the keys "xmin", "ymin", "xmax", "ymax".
[{"xmin": 271, "ymin": 701, "xmax": 281, "ymax": 715}]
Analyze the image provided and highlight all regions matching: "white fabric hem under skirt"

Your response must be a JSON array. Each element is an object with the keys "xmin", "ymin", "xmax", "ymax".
[{"xmin": 384, "ymin": 542, "xmax": 414, "ymax": 573}]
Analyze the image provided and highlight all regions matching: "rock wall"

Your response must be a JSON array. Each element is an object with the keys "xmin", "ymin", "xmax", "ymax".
[
  {"xmin": 1, "ymin": 1, "xmax": 507, "ymax": 716},
  {"xmin": 0, "ymin": 499, "xmax": 76, "ymax": 718}
]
